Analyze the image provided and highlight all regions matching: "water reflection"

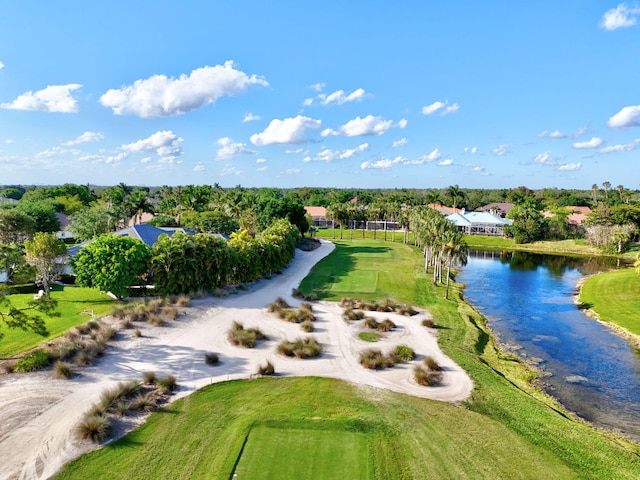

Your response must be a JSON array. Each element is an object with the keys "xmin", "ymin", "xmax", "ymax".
[{"xmin": 459, "ymin": 251, "xmax": 640, "ymax": 443}]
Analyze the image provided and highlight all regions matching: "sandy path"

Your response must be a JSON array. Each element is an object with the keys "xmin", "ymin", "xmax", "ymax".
[{"xmin": 0, "ymin": 240, "xmax": 473, "ymax": 480}]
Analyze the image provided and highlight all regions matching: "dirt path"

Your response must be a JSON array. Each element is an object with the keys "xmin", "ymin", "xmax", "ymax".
[{"xmin": 0, "ymin": 240, "xmax": 473, "ymax": 480}]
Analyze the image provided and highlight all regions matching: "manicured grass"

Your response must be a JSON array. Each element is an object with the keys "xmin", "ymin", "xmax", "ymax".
[
  {"xmin": 0, "ymin": 285, "xmax": 114, "ymax": 358},
  {"xmin": 330, "ymin": 269, "xmax": 378, "ymax": 293},
  {"xmin": 358, "ymin": 332, "xmax": 381, "ymax": 342},
  {"xmin": 55, "ymin": 240, "xmax": 640, "ymax": 479},
  {"xmin": 233, "ymin": 424, "xmax": 371, "ymax": 479},
  {"xmin": 464, "ymin": 235, "xmax": 605, "ymax": 256},
  {"xmin": 580, "ymin": 268, "xmax": 640, "ymax": 336}
]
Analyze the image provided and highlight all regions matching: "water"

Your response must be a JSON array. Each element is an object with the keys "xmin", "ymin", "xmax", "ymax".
[{"xmin": 457, "ymin": 250, "xmax": 640, "ymax": 442}]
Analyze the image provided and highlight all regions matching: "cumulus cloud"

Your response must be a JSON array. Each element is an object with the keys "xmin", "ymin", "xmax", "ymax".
[
  {"xmin": 1, "ymin": 84, "xmax": 82, "ymax": 112},
  {"xmin": 558, "ymin": 162, "xmax": 581, "ymax": 171},
  {"xmin": 607, "ymin": 105, "xmax": 640, "ymax": 128},
  {"xmin": 320, "ymin": 88, "xmax": 367, "ymax": 105},
  {"xmin": 242, "ymin": 112, "xmax": 261, "ymax": 122},
  {"xmin": 193, "ymin": 164, "xmax": 205, "ymax": 172},
  {"xmin": 304, "ymin": 143, "xmax": 369, "ymax": 163},
  {"xmin": 409, "ymin": 148, "xmax": 442, "ymax": 164},
  {"xmin": 532, "ymin": 151, "xmax": 557, "ymax": 165},
  {"xmin": 257, "ymin": 166, "xmax": 268, "ymax": 172},
  {"xmin": 63, "ymin": 131, "xmax": 104, "ymax": 146},
  {"xmin": 463, "ymin": 146, "xmax": 478, "ymax": 154},
  {"xmin": 392, "ymin": 138, "xmax": 408, "ymax": 148},
  {"xmin": 441, "ymin": 103, "xmax": 460, "ymax": 115},
  {"xmin": 321, "ymin": 115, "xmax": 404, "ymax": 137},
  {"xmin": 538, "ymin": 130, "xmax": 567, "ymax": 139},
  {"xmin": 250, "ymin": 115, "xmax": 321, "ymax": 146},
  {"xmin": 599, "ymin": 142, "xmax": 636, "ymax": 153},
  {"xmin": 360, "ymin": 157, "xmax": 406, "ymax": 170},
  {"xmin": 104, "ymin": 152, "xmax": 128, "ymax": 164},
  {"xmin": 492, "ymin": 144, "xmax": 510, "ymax": 156},
  {"xmin": 466, "ymin": 164, "xmax": 489, "ymax": 175},
  {"xmin": 438, "ymin": 159, "xmax": 454, "ymax": 166},
  {"xmin": 600, "ymin": 3, "xmax": 640, "ymax": 30},
  {"xmin": 421, "ymin": 101, "xmax": 446, "ymax": 115},
  {"xmin": 256, "ymin": 158, "xmax": 267, "ymax": 163},
  {"xmin": 0, "ymin": 61, "xmax": 4, "ymax": 69},
  {"xmin": 310, "ymin": 83, "xmax": 325, "ymax": 92},
  {"xmin": 100, "ymin": 61, "xmax": 268, "ymax": 118},
  {"xmin": 282, "ymin": 168, "xmax": 301, "ymax": 175},
  {"xmin": 122, "ymin": 130, "xmax": 183, "ymax": 158},
  {"xmin": 572, "ymin": 137, "xmax": 604, "ymax": 149},
  {"xmin": 215, "ymin": 137, "xmax": 255, "ymax": 160}
]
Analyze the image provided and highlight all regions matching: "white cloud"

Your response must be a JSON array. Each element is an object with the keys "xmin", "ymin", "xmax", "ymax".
[
  {"xmin": 141, "ymin": 157, "xmax": 152, "ymax": 163},
  {"xmin": 607, "ymin": 105, "xmax": 640, "ymax": 128},
  {"xmin": 410, "ymin": 148, "xmax": 442, "ymax": 164},
  {"xmin": 250, "ymin": 115, "xmax": 321, "ymax": 146},
  {"xmin": 122, "ymin": 130, "xmax": 183, "ymax": 157},
  {"xmin": 63, "ymin": 131, "xmax": 104, "ymax": 146},
  {"xmin": 282, "ymin": 168, "xmax": 301, "ymax": 175},
  {"xmin": 310, "ymin": 83, "xmax": 325, "ymax": 92},
  {"xmin": 242, "ymin": 112, "xmax": 261, "ymax": 122},
  {"xmin": 538, "ymin": 130, "xmax": 567, "ymax": 138},
  {"xmin": 4, "ymin": 139, "xmax": 13, "ymax": 144},
  {"xmin": 532, "ymin": 151, "xmax": 557, "ymax": 165},
  {"xmin": 466, "ymin": 164, "xmax": 489, "ymax": 175},
  {"xmin": 392, "ymin": 138, "xmax": 408, "ymax": 148},
  {"xmin": 306, "ymin": 143, "xmax": 369, "ymax": 163},
  {"xmin": 600, "ymin": 3, "xmax": 640, "ymax": 30},
  {"xmin": 397, "ymin": 118, "xmax": 408, "ymax": 128},
  {"xmin": 257, "ymin": 166, "xmax": 268, "ymax": 172},
  {"xmin": 463, "ymin": 146, "xmax": 478, "ymax": 154},
  {"xmin": 100, "ymin": 61, "xmax": 268, "ymax": 118},
  {"xmin": 302, "ymin": 98, "xmax": 314, "ymax": 106},
  {"xmin": 0, "ymin": 61, "xmax": 4, "ymax": 69},
  {"xmin": 599, "ymin": 142, "xmax": 636, "ymax": 153},
  {"xmin": 572, "ymin": 137, "xmax": 604, "ymax": 149},
  {"xmin": 438, "ymin": 159, "xmax": 454, "ymax": 166},
  {"xmin": 1, "ymin": 84, "xmax": 82, "ymax": 112},
  {"xmin": 256, "ymin": 158, "xmax": 267, "ymax": 163},
  {"xmin": 492, "ymin": 144, "xmax": 510, "ymax": 156},
  {"xmin": 321, "ymin": 115, "xmax": 402, "ymax": 137},
  {"xmin": 319, "ymin": 88, "xmax": 367, "ymax": 106},
  {"xmin": 422, "ymin": 101, "xmax": 446, "ymax": 115},
  {"xmin": 558, "ymin": 162, "xmax": 581, "ymax": 171},
  {"xmin": 193, "ymin": 164, "xmax": 205, "ymax": 172},
  {"xmin": 105, "ymin": 152, "xmax": 128, "ymax": 164},
  {"xmin": 215, "ymin": 137, "xmax": 255, "ymax": 160},
  {"xmin": 360, "ymin": 158, "xmax": 403, "ymax": 170},
  {"xmin": 442, "ymin": 103, "xmax": 460, "ymax": 115},
  {"xmin": 285, "ymin": 148, "xmax": 308, "ymax": 154}
]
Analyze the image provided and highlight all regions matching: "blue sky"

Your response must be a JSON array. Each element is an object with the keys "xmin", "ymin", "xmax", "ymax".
[{"xmin": 1, "ymin": 1, "xmax": 639, "ymax": 190}]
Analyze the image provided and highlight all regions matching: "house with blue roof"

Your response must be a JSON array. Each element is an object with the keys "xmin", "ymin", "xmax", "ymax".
[{"xmin": 446, "ymin": 211, "xmax": 513, "ymax": 236}]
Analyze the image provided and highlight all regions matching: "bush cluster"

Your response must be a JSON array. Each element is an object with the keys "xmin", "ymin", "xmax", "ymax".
[
  {"xmin": 110, "ymin": 296, "xmax": 188, "ymax": 327},
  {"xmin": 269, "ymin": 298, "xmax": 316, "ymax": 331},
  {"xmin": 277, "ymin": 337, "xmax": 322, "ymax": 358},
  {"xmin": 414, "ymin": 357, "xmax": 443, "ymax": 386},
  {"xmin": 340, "ymin": 297, "xmax": 418, "ymax": 316},
  {"xmin": 361, "ymin": 317, "xmax": 396, "ymax": 332},
  {"xmin": 359, "ymin": 349, "xmax": 399, "ymax": 370},
  {"xmin": 257, "ymin": 361, "xmax": 275, "ymax": 376},
  {"xmin": 227, "ymin": 321, "xmax": 268, "ymax": 348}
]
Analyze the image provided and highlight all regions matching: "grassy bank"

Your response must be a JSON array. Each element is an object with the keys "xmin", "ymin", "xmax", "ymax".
[
  {"xmin": 580, "ymin": 268, "xmax": 640, "ymax": 337},
  {"xmin": 56, "ymin": 240, "xmax": 640, "ymax": 479},
  {"xmin": 0, "ymin": 285, "xmax": 114, "ymax": 358}
]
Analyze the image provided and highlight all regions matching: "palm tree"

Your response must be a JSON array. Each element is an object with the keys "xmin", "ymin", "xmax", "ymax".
[
  {"xmin": 441, "ymin": 229, "xmax": 468, "ymax": 299},
  {"xmin": 447, "ymin": 185, "xmax": 466, "ymax": 210},
  {"xmin": 603, "ymin": 181, "xmax": 611, "ymax": 200},
  {"xmin": 425, "ymin": 190, "xmax": 441, "ymax": 206},
  {"xmin": 591, "ymin": 184, "xmax": 599, "ymax": 204}
]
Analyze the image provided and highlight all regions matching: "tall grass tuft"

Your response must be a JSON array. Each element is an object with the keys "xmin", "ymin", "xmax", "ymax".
[
  {"xmin": 257, "ymin": 361, "xmax": 275, "ymax": 376},
  {"xmin": 378, "ymin": 319, "xmax": 396, "ymax": 332},
  {"xmin": 277, "ymin": 337, "xmax": 322, "ymax": 358},
  {"xmin": 395, "ymin": 345, "xmax": 416, "ymax": 361},
  {"xmin": 76, "ymin": 415, "xmax": 111, "ymax": 443},
  {"xmin": 53, "ymin": 361, "xmax": 76, "ymax": 379},
  {"xmin": 227, "ymin": 321, "xmax": 268, "ymax": 348},
  {"xmin": 205, "ymin": 353, "xmax": 220, "ymax": 365},
  {"xmin": 359, "ymin": 349, "xmax": 398, "ymax": 369}
]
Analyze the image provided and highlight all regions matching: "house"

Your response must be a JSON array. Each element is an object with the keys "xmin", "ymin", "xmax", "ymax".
[
  {"xmin": 476, "ymin": 202, "xmax": 514, "ymax": 218},
  {"xmin": 304, "ymin": 206, "xmax": 332, "ymax": 227},
  {"xmin": 542, "ymin": 206, "xmax": 592, "ymax": 226},
  {"xmin": 428, "ymin": 204, "xmax": 464, "ymax": 215},
  {"xmin": 55, "ymin": 212, "xmax": 74, "ymax": 241},
  {"xmin": 446, "ymin": 211, "xmax": 513, "ymax": 236}
]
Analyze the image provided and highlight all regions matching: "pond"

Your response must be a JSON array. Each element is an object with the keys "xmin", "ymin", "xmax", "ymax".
[{"xmin": 457, "ymin": 250, "xmax": 640, "ymax": 443}]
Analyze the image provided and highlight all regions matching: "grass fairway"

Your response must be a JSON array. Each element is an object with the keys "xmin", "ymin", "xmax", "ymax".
[
  {"xmin": 56, "ymin": 240, "xmax": 640, "ymax": 479},
  {"xmin": 234, "ymin": 424, "xmax": 371, "ymax": 479},
  {"xmin": 0, "ymin": 285, "xmax": 114, "ymax": 358},
  {"xmin": 580, "ymin": 268, "xmax": 640, "ymax": 336}
]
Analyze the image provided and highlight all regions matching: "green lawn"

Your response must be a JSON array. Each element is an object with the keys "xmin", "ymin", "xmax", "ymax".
[
  {"xmin": 0, "ymin": 285, "xmax": 114, "ymax": 357},
  {"xmin": 234, "ymin": 424, "xmax": 371, "ymax": 479},
  {"xmin": 55, "ymin": 240, "xmax": 640, "ymax": 479},
  {"xmin": 580, "ymin": 268, "xmax": 640, "ymax": 336}
]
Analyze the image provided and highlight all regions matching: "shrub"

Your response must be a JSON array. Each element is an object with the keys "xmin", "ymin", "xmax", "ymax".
[
  {"xmin": 114, "ymin": 400, "xmax": 130, "ymax": 416},
  {"xmin": 205, "ymin": 353, "xmax": 220, "ymax": 365},
  {"xmin": 162, "ymin": 306, "xmax": 179, "ymax": 321},
  {"xmin": 227, "ymin": 321, "xmax": 268, "ymax": 348},
  {"xmin": 134, "ymin": 328, "xmax": 142, "ymax": 337},
  {"xmin": 362, "ymin": 317, "xmax": 380, "ymax": 330},
  {"xmin": 53, "ymin": 361, "xmax": 75, "ymax": 379},
  {"xmin": 358, "ymin": 349, "xmax": 398, "ymax": 369},
  {"xmin": 51, "ymin": 342, "xmax": 79, "ymax": 362},
  {"xmin": 173, "ymin": 294, "xmax": 191, "ymax": 307},
  {"xmin": 277, "ymin": 337, "xmax": 322, "ymax": 358},
  {"xmin": 120, "ymin": 318, "xmax": 133, "ymax": 329},
  {"xmin": 377, "ymin": 319, "xmax": 396, "ymax": 332},
  {"xmin": 128, "ymin": 392, "xmax": 158, "ymax": 412},
  {"xmin": 156, "ymin": 375, "xmax": 177, "ymax": 393},
  {"xmin": 98, "ymin": 380, "xmax": 141, "ymax": 412},
  {"xmin": 414, "ymin": 365, "xmax": 442, "ymax": 386},
  {"xmin": 148, "ymin": 314, "xmax": 165, "ymax": 326},
  {"xmin": 257, "ymin": 361, "xmax": 275, "ymax": 376},
  {"xmin": 142, "ymin": 371, "xmax": 156, "ymax": 384},
  {"xmin": 14, "ymin": 349, "xmax": 51, "ymax": 372},
  {"xmin": 76, "ymin": 415, "xmax": 111, "ymax": 443},
  {"xmin": 343, "ymin": 308, "xmax": 365, "ymax": 322},
  {"xmin": 73, "ymin": 351, "xmax": 93, "ymax": 367},
  {"xmin": 397, "ymin": 304, "xmax": 418, "ymax": 316},
  {"xmin": 395, "ymin": 345, "xmax": 416, "ymax": 361},
  {"xmin": 300, "ymin": 319, "xmax": 314, "ymax": 332},
  {"xmin": 424, "ymin": 356, "xmax": 442, "ymax": 371},
  {"xmin": 268, "ymin": 297, "xmax": 290, "ymax": 312},
  {"xmin": 422, "ymin": 318, "xmax": 437, "ymax": 328}
]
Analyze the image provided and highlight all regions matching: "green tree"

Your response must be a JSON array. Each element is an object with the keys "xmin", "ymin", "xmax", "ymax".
[
  {"xmin": 0, "ymin": 210, "xmax": 36, "ymax": 244},
  {"xmin": 181, "ymin": 210, "xmax": 239, "ymax": 235},
  {"xmin": 446, "ymin": 185, "xmax": 467, "ymax": 210},
  {"xmin": 24, "ymin": 233, "xmax": 67, "ymax": 294},
  {"xmin": 16, "ymin": 200, "xmax": 60, "ymax": 233},
  {"xmin": 504, "ymin": 200, "xmax": 546, "ymax": 244},
  {"xmin": 68, "ymin": 204, "xmax": 114, "ymax": 241},
  {"xmin": 71, "ymin": 235, "xmax": 150, "ymax": 298},
  {"xmin": 0, "ymin": 244, "xmax": 34, "ymax": 284}
]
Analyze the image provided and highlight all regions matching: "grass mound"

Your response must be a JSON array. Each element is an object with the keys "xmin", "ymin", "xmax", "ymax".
[
  {"xmin": 227, "ymin": 321, "xmax": 268, "ymax": 348},
  {"xmin": 277, "ymin": 337, "xmax": 322, "ymax": 358},
  {"xmin": 358, "ymin": 348, "xmax": 398, "ymax": 369}
]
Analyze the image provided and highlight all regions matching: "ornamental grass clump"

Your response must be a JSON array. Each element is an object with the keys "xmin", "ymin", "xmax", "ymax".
[
  {"xmin": 377, "ymin": 319, "xmax": 396, "ymax": 332},
  {"xmin": 268, "ymin": 297, "xmax": 290, "ymax": 312},
  {"xmin": 156, "ymin": 375, "xmax": 177, "ymax": 394},
  {"xmin": 423, "ymin": 356, "xmax": 442, "ymax": 371},
  {"xmin": 413, "ymin": 365, "xmax": 443, "ymax": 386},
  {"xmin": 277, "ymin": 337, "xmax": 322, "ymax": 358},
  {"xmin": 53, "ymin": 361, "xmax": 76, "ymax": 379},
  {"xmin": 205, "ymin": 353, "xmax": 220, "ymax": 365},
  {"xmin": 359, "ymin": 349, "xmax": 398, "ymax": 370},
  {"xmin": 395, "ymin": 345, "xmax": 416, "ymax": 361},
  {"xmin": 362, "ymin": 317, "xmax": 380, "ymax": 330},
  {"xmin": 76, "ymin": 415, "xmax": 111, "ymax": 443},
  {"xmin": 257, "ymin": 361, "xmax": 275, "ymax": 376},
  {"xmin": 300, "ymin": 319, "xmax": 314, "ymax": 332},
  {"xmin": 422, "ymin": 318, "xmax": 437, "ymax": 328},
  {"xmin": 342, "ymin": 308, "xmax": 365, "ymax": 322},
  {"xmin": 227, "ymin": 321, "xmax": 268, "ymax": 348}
]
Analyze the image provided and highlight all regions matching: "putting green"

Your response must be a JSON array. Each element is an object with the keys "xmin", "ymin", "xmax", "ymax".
[
  {"xmin": 233, "ymin": 424, "xmax": 371, "ymax": 479},
  {"xmin": 330, "ymin": 270, "xmax": 378, "ymax": 293}
]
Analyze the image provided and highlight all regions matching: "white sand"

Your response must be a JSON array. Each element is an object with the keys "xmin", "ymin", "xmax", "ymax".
[{"xmin": 0, "ymin": 240, "xmax": 473, "ymax": 480}]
